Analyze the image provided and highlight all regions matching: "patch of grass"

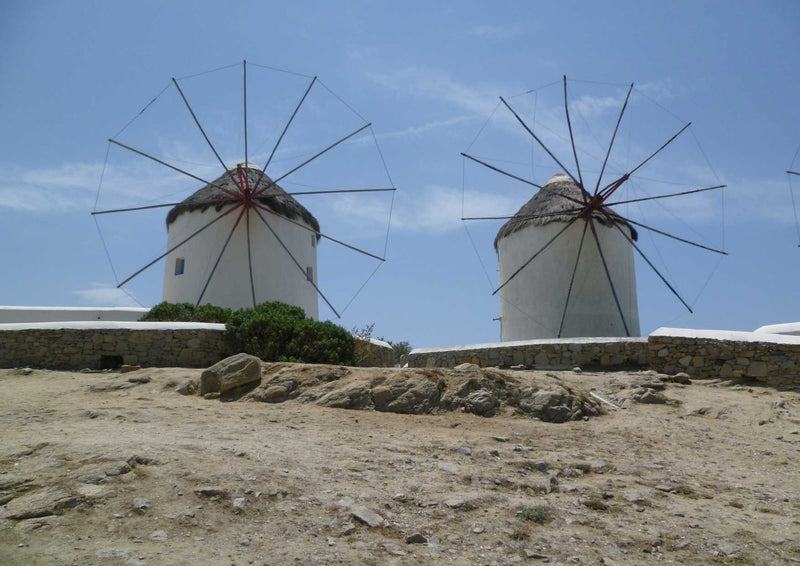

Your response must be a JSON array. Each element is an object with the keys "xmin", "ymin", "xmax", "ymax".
[
  {"xmin": 510, "ymin": 528, "xmax": 529, "ymax": 541},
  {"xmin": 572, "ymin": 462, "xmax": 592, "ymax": 473},
  {"xmin": 519, "ymin": 505, "xmax": 551, "ymax": 524},
  {"xmin": 582, "ymin": 498, "xmax": 610, "ymax": 512},
  {"xmin": 727, "ymin": 501, "xmax": 744, "ymax": 509},
  {"xmin": 674, "ymin": 484, "xmax": 699, "ymax": 499}
]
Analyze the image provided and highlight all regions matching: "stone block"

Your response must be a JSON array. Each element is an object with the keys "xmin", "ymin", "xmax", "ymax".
[{"xmin": 746, "ymin": 361, "xmax": 768, "ymax": 378}]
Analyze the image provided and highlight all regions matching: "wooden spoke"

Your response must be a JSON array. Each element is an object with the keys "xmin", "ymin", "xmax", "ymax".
[
  {"xmin": 588, "ymin": 218, "xmax": 630, "ymax": 337},
  {"xmin": 196, "ymin": 206, "xmax": 247, "ymax": 306}
]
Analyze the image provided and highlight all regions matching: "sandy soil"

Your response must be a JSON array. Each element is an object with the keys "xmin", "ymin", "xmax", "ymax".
[{"xmin": 1, "ymin": 365, "xmax": 799, "ymax": 566}]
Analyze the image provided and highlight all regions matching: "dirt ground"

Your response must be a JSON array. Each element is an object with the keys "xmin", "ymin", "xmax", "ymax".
[{"xmin": 1, "ymin": 365, "xmax": 799, "ymax": 566}]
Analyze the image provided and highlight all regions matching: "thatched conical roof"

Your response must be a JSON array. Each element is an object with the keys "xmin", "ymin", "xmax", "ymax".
[
  {"xmin": 166, "ymin": 164, "xmax": 320, "ymax": 237},
  {"xmin": 494, "ymin": 174, "xmax": 636, "ymax": 250}
]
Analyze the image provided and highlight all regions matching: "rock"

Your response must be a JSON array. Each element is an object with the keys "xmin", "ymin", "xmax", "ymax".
[
  {"xmin": 473, "ymin": 526, "xmax": 484, "ymax": 534},
  {"xmin": 77, "ymin": 485, "xmax": 106, "ymax": 499},
  {"xmin": 232, "ymin": 497, "xmax": 246, "ymax": 512},
  {"xmin": 438, "ymin": 462, "xmax": 459, "ymax": 475},
  {"xmin": 525, "ymin": 550, "xmax": 550, "ymax": 560},
  {"xmin": 491, "ymin": 436, "xmax": 510, "ymax": 443},
  {"xmin": 590, "ymin": 460, "xmax": 611, "ymax": 474},
  {"xmin": 193, "ymin": 486, "xmax": 229, "ymax": 499},
  {"xmin": 444, "ymin": 495, "xmax": 482, "ymax": 510},
  {"xmin": 127, "ymin": 374, "xmax": 150, "ymax": 383},
  {"xmin": 454, "ymin": 363, "xmax": 479, "ymax": 371},
  {"xmin": 385, "ymin": 380, "xmax": 441, "ymax": 414},
  {"xmin": 393, "ymin": 493, "xmax": 407, "ymax": 502},
  {"xmin": 381, "ymin": 541, "xmax": 406, "ymax": 555},
  {"xmin": 120, "ymin": 365, "xmax": 141, "ymax": 374},
  {"xmin": 519, "ymin": 390, "xmax": 579, "ymax": 423},
  {"xmin": 572, "ymin": 367, "xmax": 582, "ymax": 373},
  {"xmin": 672, "ymin": 372, "xmax": 691, "ymax": 384},
  {"xmin": 510, "ymin": 364, "xmax": 526, "ymax": 370},
  {"xmin": 340, "ymin": 522, "xmax": 356, "ymax": 536},
  {"xmin": 351, "ymin": 506, "xmax": 386, "ymax": 528},
  {"xmin": 149, "ymin": 529, "xmax": 168, "ymax": 541},
  {"xmin": 22, "ymin": 367, "xmax": 34, "ymax": 375},
  {"xmin": 455, "ymin": 446, "xmax": 472, "ymax": 456},
  {"xmin": 261, "ymin": 385, "xmax": 289, "ymax": 403},
  {"xmin": 132, "ymin": 497, "xmax": 150, "ymax": 513},
  {"xmin": 200, "ymin": 353, "xmax": 261, "ymax": 395},
  {"xmin": 175, "ymin": 378, "xmax": 198, "ymax": 396},
  {"xmin": 1, "ymin": 488, "xmax": 78, "ymax": 520},
  {"xmin": 406, "ymin": 532, "xmax": 427, "ymax": 544},
  {"xmin": 463, "ymin": 390, "xmax": 498, "ymax": 417},
  {"xmin": 635, "ymin": 389, "xmax": 667, "ymax": 404},
  {"xmin": 317, "ymin": 383, "xmax": 373, "ymax": 410}
]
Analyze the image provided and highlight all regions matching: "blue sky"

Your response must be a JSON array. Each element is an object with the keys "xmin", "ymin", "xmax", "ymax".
[{"xmin": 1, "ymin": 1, "xmax": 798, "ymax": 348}]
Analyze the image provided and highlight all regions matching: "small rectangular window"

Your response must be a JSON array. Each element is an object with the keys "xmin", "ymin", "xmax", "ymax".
[
  {"xmin": 175, "ymin": 258, "xmax": 185, "ymax": 276},
  {"xmin": 311, "ymin": 234, "xmax": 316, "ymax": 248},
  {"xmin": 306, "ymin": 266, "xmax": 313, "ymax": 282}
]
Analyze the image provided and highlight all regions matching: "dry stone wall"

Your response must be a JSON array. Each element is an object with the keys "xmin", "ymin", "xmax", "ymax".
[
  {"xmin": 648, "ymin": 328, "xmax": 800, "ymax": 388},
  {"xmin": 407, "ymin": 338, "xmax": 649, "ymax": 370},
  {"xmin": 0, "ymin": 324, "xmax": 229, "ymax": 369}
]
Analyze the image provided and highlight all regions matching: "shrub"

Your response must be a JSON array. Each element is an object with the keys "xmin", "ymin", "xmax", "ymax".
[
  {"xmin": 140, "ymin": 302, "xmax": 198, "ymax": 322},
  {"xmin": 520, "ymin": 505, "xmax": 552, "ymax": 524},
  {"xmin": 140, "ymin": 302, "xmax": 231, "ymax": 323},
  {"xmin": 225, "ymin": 302, "xmax": 356, "ymax": 365}
]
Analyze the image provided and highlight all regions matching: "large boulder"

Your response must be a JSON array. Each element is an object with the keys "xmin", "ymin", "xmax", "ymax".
[{"xmin": 200, "ymin": 353, "xmax": 261, "ymax": 395}]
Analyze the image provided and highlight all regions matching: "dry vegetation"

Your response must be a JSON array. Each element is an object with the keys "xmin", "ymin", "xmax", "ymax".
[{"xmin": 1, "ymin": 364, "xmax": 799, "ymax": 565}]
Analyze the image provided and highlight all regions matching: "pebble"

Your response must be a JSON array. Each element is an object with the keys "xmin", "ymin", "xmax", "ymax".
[
  {"xmin": 382, "ymin": 542, "xmax": 406, "ymax": 556},
  {"xmin": 406, "ymin": 532, "xmax": 427, "ymax": 544},
  {"xmin": 392, "ymin": 493, "xmax": 407, "ymax": 502},
  {"xmin": 473, "ymin": 527, "xmax": 485, "ymax": 534},
  {"xmin": 149, "ymin": 530, "xmax": 168, "ymax": 541},
  {"xmin": 437, "ymin": 462, "xmax": 459, "ymax": 475},
  {"xmin": 455, "ymin": 446, "xmax": 472, "ymax": 456},
  {"xmin": 132, "ymin": 498, "xmax": 149, "ymax": 513},
  {"xmin": 491, "ymin": 436, "xmax": 509, "ymax": 442},
  {"xmin": 351, "ymin": 506, "xmax": 386, "ymax": 528},
  {"xmin": 232, "ymin": 497, "xmax": 246, "ymax": 512}
]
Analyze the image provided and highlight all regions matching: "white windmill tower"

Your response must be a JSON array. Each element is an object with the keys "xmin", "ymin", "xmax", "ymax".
[
  {"xmin": 461, "ymin": 76, "xmax": 728, "ymax": 341},
  {"xmin": 494, "ymin": 173, "xmax": 640, "ymax": 340},
  {"xmin": 162, "ymin": 163, "xmax": 321, "ymax": 318},
  {"xmin": 92, "ymin": 61, "xmax": 395, "ymax": 320}
]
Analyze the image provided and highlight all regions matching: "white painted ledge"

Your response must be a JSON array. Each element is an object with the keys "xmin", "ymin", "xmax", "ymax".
[
  {"xmin": 0, "ymin": 321, "xmax": 225, "ymax": 332},
  {"xmin": 652, "ymin": 327, "xmax": 800, "ymax": 345},
  {"xmin": 410, "ymin": 336, "xmax": 647, "ymax": 355},
  {"xmin": 753, "ymin": 322, "xmax": 800, "ymax": 336}
]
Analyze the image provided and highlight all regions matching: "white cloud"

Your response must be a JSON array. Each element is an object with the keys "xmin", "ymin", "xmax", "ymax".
[
  {"xmin": 365, "ymin": 66, "xmax": 503, "ymax": 117},
  {"xmin": 73, "ymin": 284, "xmax": 142, "ymax": 307},
  {"xmin": 330, "ymin": 184, "xmax": 520, "ymax": 234}
]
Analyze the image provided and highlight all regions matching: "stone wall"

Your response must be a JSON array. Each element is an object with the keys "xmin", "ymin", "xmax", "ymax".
[
  {"xmin": 408, "ymin": 337, "xmax": 649, "ymax": 370},
  {"xmin": 648, "ymin": 328, "xmax": 800, "ymax": 388},
  {"xmin": 354, "ymin": 337, "xmax": 395, "ymax": 367},
  {"xmin": 0, "ymin": 322, "xmax": 229, "ymax": 370}
]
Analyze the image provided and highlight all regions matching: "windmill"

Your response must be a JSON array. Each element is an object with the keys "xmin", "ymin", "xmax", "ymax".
[
  {"xmin": 92, "ymin": 61, "xmax": 395, "ymax": 319},
  {"xmin": 461, "ymin": 76, "xmax": 727, "ymax": 340},
  {"xmin": 789, "ymin": 147, "xmax": 800, "ymax": 247}
]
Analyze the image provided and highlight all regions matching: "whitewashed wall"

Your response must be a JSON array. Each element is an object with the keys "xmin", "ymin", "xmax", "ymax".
[
  {"xmin": 0, "ymin": 306, "xmax": 148, "ymax": 324},
  {"xmin": 497, "ymin": 220, "xmax": 640, "ymax": 340},
  {"xmin": 162, "ymin": 206, "xmax": 319, "ymax": 319}
]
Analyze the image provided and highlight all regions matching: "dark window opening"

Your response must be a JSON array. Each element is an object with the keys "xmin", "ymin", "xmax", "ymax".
[
  {"xmin": 100, "ymin": 355, "xmax": 124, "ymax": 370},
  {"xmin": 306, "ymin": 266, "xmax": 313, "ymax": 282},
  {"xmin": 175, "ymin": 257, "xmax": 185, "ymax": 276}
]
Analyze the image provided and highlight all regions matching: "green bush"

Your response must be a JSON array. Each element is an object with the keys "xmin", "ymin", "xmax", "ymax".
[
  {"xmin": 225, "ymin": 302, "xmax": 356, "ymax": 365},
  {"xmin": 141, "ymin": 301, "xmax": 355, "ymax": 365},
  {"xmin": 140, "ymin": 302, "xmax": 231, "ymax": 323}
]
